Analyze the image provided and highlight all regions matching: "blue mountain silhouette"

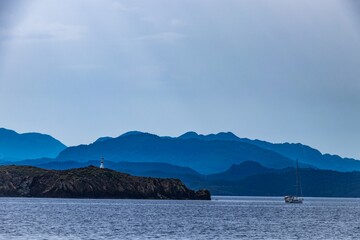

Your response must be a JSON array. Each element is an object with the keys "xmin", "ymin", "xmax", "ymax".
[
  {"xmin": 56, "ymin": 131, "xmax": 298, "ymax": 174},
  {"xmin": 0, "ymin": 128, "xmax": 66, "ymax": 161},
  {"xmin": 178, "ymin": 131, "xmax": 360, "ymax": 172}
]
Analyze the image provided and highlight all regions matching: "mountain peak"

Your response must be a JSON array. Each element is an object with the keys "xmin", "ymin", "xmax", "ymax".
[
  {"xmin": 120, "ymin": 131, "xmax": 147, "ymax": 137},
  {"xmin": 207, "ymin": 161, "xmax": 272, "ymax": 181},
  {"xmin": 0, "ymin": 128, "xmax": 17, "ymax": 135},
  {"xmin": 95, "ymin": 136, "xmax": 113, "ymax": 143},
  {"xmin": 0, "ymin": 128, "xmax": 66, "ymax": 161},
  {"xmin": 178, "ymin": 131, "xmax": 240, "ymax": 142},
  {"xmin": 213, "ymin": 132, "xmax": 239, "ymax": 141},
  {"xmin": 228, "ymin": 161, "xmax": 269, "ymax": 172},
  {"xmin": 178, "ymin": 131, "xmax": 200, "ymax": 139}
]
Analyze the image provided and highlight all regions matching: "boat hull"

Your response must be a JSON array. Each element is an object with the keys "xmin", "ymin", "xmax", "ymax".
[{"xmin": 284, "ymin": 196, "xmax": 303, "ymax": 204}]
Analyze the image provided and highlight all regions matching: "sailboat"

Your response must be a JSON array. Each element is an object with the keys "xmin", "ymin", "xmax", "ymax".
[{"xmin": 284, "ymin": 159, "xmax": 303, "ymax": 204}]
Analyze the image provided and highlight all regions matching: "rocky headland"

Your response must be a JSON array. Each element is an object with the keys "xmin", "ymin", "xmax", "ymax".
[{"xmin": 0, "ymin": 166, "xmax": 210, "ymax": 200}]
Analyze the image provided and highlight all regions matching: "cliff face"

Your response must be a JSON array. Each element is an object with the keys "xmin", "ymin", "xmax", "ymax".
[{"xmin": 0, "ymin": 166, "xmax": 210, "ymax": 200}]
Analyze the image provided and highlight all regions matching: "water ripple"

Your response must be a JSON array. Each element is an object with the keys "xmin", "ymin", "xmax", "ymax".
[{"xmin": 0, "ymin": 196, "xmax": 359, "ymax": 239}]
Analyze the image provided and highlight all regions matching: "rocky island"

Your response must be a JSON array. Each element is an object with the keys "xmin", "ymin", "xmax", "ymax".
[{"xmin": 0, "ymin": 166, "xmax": 211, "ymax": 200}]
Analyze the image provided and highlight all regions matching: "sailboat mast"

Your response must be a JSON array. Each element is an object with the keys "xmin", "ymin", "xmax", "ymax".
[
  {"xmin": 296, "ymin": 159, "xmax": 299, "ymax": 196},
  {"xmin": 298, "ymin": 160, "xmax": 303, "ymax": 197},
  {"xmin": 285, "ymin": 159, "xmax": 304, "ymax": 203}
]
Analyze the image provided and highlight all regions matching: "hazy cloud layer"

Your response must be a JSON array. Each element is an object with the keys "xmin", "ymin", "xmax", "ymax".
[{"xmin": 0, "ymin": 0, "xmax": 359, "ymax": 158}]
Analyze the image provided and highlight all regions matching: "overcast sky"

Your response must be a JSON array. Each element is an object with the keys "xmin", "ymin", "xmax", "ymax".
[{"xmin": 0, "ymin": 0, "xmax": 359, "ymax": 159}]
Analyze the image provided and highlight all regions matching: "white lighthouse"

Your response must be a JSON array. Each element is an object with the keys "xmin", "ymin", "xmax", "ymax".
[{"xmin": 100, "ymin": 157, "xmax": 105, "ymax": 169}]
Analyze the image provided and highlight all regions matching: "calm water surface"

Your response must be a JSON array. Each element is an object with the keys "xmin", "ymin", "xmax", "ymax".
[{"xmin": 0, "ymin": 196, "xmax": 359, "ymax": 239}]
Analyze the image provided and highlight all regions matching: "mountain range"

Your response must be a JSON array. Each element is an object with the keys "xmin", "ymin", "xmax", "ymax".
[
  {"xmin": 56, "ymin": 131, "xmax": 360, "ymax": 173},
  {"xmin": 2, "ymin": 128, "xmax": 360, "ymax": 197},
  {"xmin": 178, "ymin": 131, "xmax": 360, "ymax": 172},
  {"xmin": 56, "ymin": 131, "xmax": 297, "ymax": 174}
]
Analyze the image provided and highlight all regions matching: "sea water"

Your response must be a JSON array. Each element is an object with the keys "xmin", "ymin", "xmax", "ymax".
[{"xmin": 0, "ymin": 196, "xmax": 359, "ymax": 239}]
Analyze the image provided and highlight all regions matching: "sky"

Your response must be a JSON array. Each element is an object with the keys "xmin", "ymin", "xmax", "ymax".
[{"xmin": 0, "ymin": 0, "xmax": 359, "ymax": 159}]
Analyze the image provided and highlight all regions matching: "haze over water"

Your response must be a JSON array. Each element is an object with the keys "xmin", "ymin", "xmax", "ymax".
[{"xmin": 0, "ymin": 196, "xmax": 359, "ymax": 239}]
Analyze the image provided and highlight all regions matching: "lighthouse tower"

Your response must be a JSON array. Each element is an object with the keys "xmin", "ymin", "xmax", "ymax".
[{"xmin": 100, "ymin": 157, "xmax": 105, "ymax": 169}]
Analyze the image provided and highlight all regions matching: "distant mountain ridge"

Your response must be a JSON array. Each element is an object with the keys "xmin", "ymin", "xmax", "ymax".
[
  {"xmin": 206, "ymin": 161, "xmax": 274, "ymax": 182},
  {"xmin": 56, "ymin": 132, "xmax": 297, "ymax": 174},
  {"xmin": 0, "ymin": 128, "xmax": 66, "ymax": 161},
  {"xmin": 2, "ymin": 128, "xmax": 360, "ymax": 173},
  {"xmin": 55, "ymin": 130, "xmax": 360, "ymax": 173},
  {"xmin": 178, "ymin": 131, "xmax": 360, "ymax": 172}
]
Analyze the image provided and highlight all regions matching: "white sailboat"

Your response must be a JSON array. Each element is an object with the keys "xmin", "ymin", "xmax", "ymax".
[{"xmin": 284, "ymin": 159, "xmax": 303, "ymax": 204}]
